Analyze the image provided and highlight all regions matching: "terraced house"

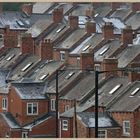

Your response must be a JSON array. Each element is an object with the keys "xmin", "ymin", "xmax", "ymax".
[{"xmin": 0, "ymin": 2, "xmax": 140, "ymax": 138}]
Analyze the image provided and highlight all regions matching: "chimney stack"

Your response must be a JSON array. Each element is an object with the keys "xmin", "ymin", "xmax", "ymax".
[
  {"xmin": 21, "ymin": 33, "xmax": 34, "ymax": 54},
  {"xmin": 132, "ymin": 3, "xmax": 140, "ymax": 12},
  {"xmin": 4, "ymin": 25, "xmax": 18, "ymax": 48},
  {"xmin": 68, "ymin": 16, "xmax": 79, "ymax": 30},
  {"xmin": 85, "ymin": 21, "xmax": 96, "ymax": 35},
  {"xmin": 128, "ymin": 62, "xmax": 140, "ymax": 82},
  {"xmin": 102, "ymin": 22, "xmax": 114, "ymax": 40},
  {"xmin": 101, "ymin": 58, "xmax": 118, "ymax": 78},
  {"xmin": 121, "ymin": 26, "xmax": 133, "ymax": 46},
  {"xmin": 85, "ymin": 7, "xmax": 94, "ymax": 17},
  {"xmin": 40, "ymin": 39, "xmax": 53, "ymax": 60},
  {"xmin": 80, "ymin": 49, "xmax": 94, "ymax": 70},
  {"xmin": 52, "ymin": 8, "xmax": 63, "ymax": 23},
  {"xmin": 111, "ymin": 2, "xmax": 123, "ymax": 10},
  {"xmin": 21, "ymin": 3, "xmax": 33, "ymax": 16}
]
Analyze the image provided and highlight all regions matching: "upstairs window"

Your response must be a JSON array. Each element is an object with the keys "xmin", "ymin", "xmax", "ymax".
[
  {"xmin": 51, "ymin": 99, "xmax": 56, "ymax": 111},
  {"xmin": 2, "ymin": 98, "xmax": 7, "ymax": 110},
  {"xmin": 64, "ymin": 105, "xmax": 70, "ymax": 112},
  {"xmin": 22, "ymin": 132, "xmax": 28, "ymax": 138},
  {"xmin": 60, "ymin": 51, "xmax": 65, "ymax": 61},
  {"xmin": 27, "ymin": 102, "xmax": 38, "ymax": 115}
]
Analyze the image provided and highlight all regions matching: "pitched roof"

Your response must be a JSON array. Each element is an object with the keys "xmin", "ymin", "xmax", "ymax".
[
  {"xmin": 77, "ymin": 112, "xmax": 120, "ymax": 128},
  {"xmin": 108, "ymin": 81, "xmax": 140, "ymax": 112}
]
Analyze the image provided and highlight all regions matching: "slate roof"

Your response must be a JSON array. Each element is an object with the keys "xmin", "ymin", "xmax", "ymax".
[
  {"xmin": 108, "ymin": 81, "xmax": 140, "ymax": 112},
  {"xmin": 1, "ymin": 112, "xmax": 20, "ymax": 129},
  {"xmin": 77, "ymin": 112, "xmax": 120, "ymax": 128},
  {"xmin": 117, "ymin": 44, "xmax": 140, "ymax": 68},
  {"xmin": 70, "ymin": 33, "xmax": 103, "ymax": 55},
  {"xmin": 125, "ymin": 12, "xmax": 140, "ymax": 30},
  {"xmin": 94, "ymin": 39, "xmax": 121, "ymax": 62},
  {"xmin": 13, "ymin": 82, "xmax": 47, "ymax": 100}
]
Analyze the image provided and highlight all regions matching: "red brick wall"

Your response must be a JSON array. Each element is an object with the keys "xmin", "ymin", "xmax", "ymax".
[
  {"xmin": 111, "ymin": 112, "xmax": 134, "ymax": 137},
  {"xmin": 59, "ymin": 99, "xmax": 74, "ymax": 113},
  {"xmin": 29, "ymin": 116, "xmax": 56, "ymax": 137},
  {"xmin": 60, "ymin": 117, "xmax": 73, "ymax": 138},
  {"xmin": 68, "ymin": 56, "xmax": 80, "ymax": 67},
  {"xmin": 9, "ymin": 87, "xmax": 49, "ymax": 126},
  {"xmin": 0, "ymin": 114, "xmax": 10, "ymax": 137},
  {"xmin": 132, "ymin": 3, "xmax": 140, "ymax": 12},
  {"xmin": 21, "ymin": 4, "xmax": 33, "ymax": 15},
  {"xmin": 10, "ymin": 131, "xmax": 21, "ymax": 138}
]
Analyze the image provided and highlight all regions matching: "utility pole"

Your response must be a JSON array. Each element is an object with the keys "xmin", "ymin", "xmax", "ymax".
[
  {"xmin": 56, "ymin": 70, "xmax": 59, "ymax": 138},
  {"xmin": 74, "ymin": 99, "xmax": 78, "ymax": 138}
]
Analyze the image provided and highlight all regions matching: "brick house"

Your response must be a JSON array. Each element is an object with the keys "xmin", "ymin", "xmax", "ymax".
[
  {"xmin": 0, "ymin": 82, "xmax": 56, "ymax": 138},
  {"xmin": 76, "ymin": 112, "xmax": 121, "ymax": 138}
]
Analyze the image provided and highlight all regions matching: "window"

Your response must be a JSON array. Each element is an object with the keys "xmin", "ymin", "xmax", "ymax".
[
  {"xmin": 6, "ymin": 54, "xmax": 15, "ymax": 61},
  {"xmin": 82, "ymin": 44, "xmax": 91, "ymax": 51},
  {"xmin": 65, "ymin": 72, "xmax": 75, "ymax": 79},
  {"xmin": 22, "ymin": 132, "xmax": 28, "ymax": 138},
  {"xmin": 62, "ymin": 120, "xmax": 68, "ymax": 131},
  {"xmin": 99, "ymin": 47, "xmax": 109, "ymax": 55},
  {"xmin": 98, "ymin": 130, "xmax": 107, "ymax": 138},
  {"xmin": 109, "ymin": 84, "xmax": 122, "ymax": 94},
  {"xmin": 60, "ymin": 51, "xmax": 65, "ymax": 61},
  {"xmin": 123, "ymin": 121, "xmax": 130, "ymax": 135},
  {"xmin": 2, "ymin": 98, "xmax": 7, "ymax": 110},
  {"xmin": 130, "ymin": 88, "xmax": 140, "ymax": 96},
  {"xmin": 51, "ymin": 99, "xmax": 56, "ymax": 111},
  {"xmin": 27, "ymin": 103, "xmax": 38, "ymax": 115},
  {"xmin": 95, "ymin": 64, "xmax": 101, "ymax": 71},
  {"xmin": 39, "ymin": 73, "xmax": 49, "ymax": 80},
  {"xmin": 64, "ymin": 105, "xmax": 70, "ymax": 112}
]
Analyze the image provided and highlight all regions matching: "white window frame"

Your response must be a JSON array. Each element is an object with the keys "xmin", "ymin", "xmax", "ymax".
[
  {"xmin": 2, "ymin": 98, "xmax": 7, "ymax": 110},
  {"xmin": 22, "ymin": 132, "xmax": 28, "ymax": 138},
  {"xmin": 60, "ymin": 51, "xmax": 65, "ymax": 61},
  {"xmin": 51, "ymin": 99, "xmax": 56, "ymax": 111},
  {"xmin": 27, "ymin": 102, "xmax": 38, "ymax": 115},
  {"xmin": 64, "ymin": 105, "xmax": 70, "ymax": 112},
  {"xmin": 98, "ymin": 130, "xmax": 107, "ymax": 138},
  {"xmin": 123, "ymin": 121, "xmax": 130, "ymax": 135},
  {"xmin": 62, "ymin": 120, "xmax": 68, "ymax": 131}
]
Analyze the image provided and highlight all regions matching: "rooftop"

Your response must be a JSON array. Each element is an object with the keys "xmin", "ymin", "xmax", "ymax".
[
  {"xmin": 94, "ymin": 39, "xmax": 121, "ymax": 62},
  {"xmin": 13, "ymin": 82, "xmax": 47, "ymax": 100},
  {"xmin": 108, "ymin": 81, "xmax": 140, "ymax": 112},
  {"xmin": 77, "ymin": 112, "xmax": 120, "ymax": 128}
]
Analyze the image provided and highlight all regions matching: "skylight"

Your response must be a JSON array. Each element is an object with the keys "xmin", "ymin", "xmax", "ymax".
[
  {"xmin": 99, "ymin": 47, "xmax": 109, "ymax": 55},
  {"xmin": 109, "ymin": 84, "xmax": 122, "ymax": 94},
  {"xmin": 6, "ymin": 54, "xmax": 15, "ymax": 61},
  {"xmin": 82, "ymin": 45, "xmax": 91, "ymax": 51},
  {"xmin": 21, "ymin": 63, "xmax": 33, "ymax": 72},
  {"xmin": 130, "ymin": 88, "xmax": 140, "ymax": 96},
  {"xmin": 56, "ymin": 26, "xmax": 66, "ymax": 33},
  {"xmin": 39, "ymin": 74, "xmax": 49, "ymax": 80},
  {"xmin": 65, "ymin": 72, "xmax": 75, "ymax": 79}
]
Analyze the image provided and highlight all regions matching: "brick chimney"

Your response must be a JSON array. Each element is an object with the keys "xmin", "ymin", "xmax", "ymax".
[
  {"xmin": 85, "ymin": 21, "xmax": 96, "ymax": 35},
  {"xmin": 128, "ymin": 62, "xmax": 140, "ymax": 82},
  {"xmin": 21, "ymin": 3, "xmax": 33, "ymax": 16},
  {"xmin": 68, "ymin": 16, "xmax": 79, "ymax": 29},
  {"xmin": 102, "ymin": 22, "xmax": 114, "ymax": 40},
  {"xmin": 121, "ymin": 26, "xmax": 133, "ymax": 46},
  {"xmin": 111, "ymin": 2, "xmax": 123, "ymax": 10},
  {"xmin": 85, "ymin": 7, "xmax": 94, "ymax": 17},
  {"xmin": 4, "ymin": 25, "xmax": 18, "ymax": 48},
  {"xmin": 40, "ymin": 39, "xmax": 53, "ymax": 60},
  {"xmin": 132, "ymin": 3, "xmax": 140, "ymax": 12},
  {"xmin": 80, "ymin": 49, "xmax": 94, "ymax": 70},
  {"xmin": 52, "ymin": 8, "xmax": 63, "ymax": 23},
  {"xmin": 101, "ymin": 58, "xmax": 118, "ymax": 78},
  {"xmin": 21, "ymin": 33, "xmax": 34, "ymax": 54},
  {"xmin": 0, "ymin": 3, "xmax": 3, "ymax": 13}
]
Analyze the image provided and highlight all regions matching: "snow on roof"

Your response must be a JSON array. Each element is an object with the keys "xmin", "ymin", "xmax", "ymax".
[{"xmin": 103, "ymin": 17, "xmax": 126, "ymax": 29}]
